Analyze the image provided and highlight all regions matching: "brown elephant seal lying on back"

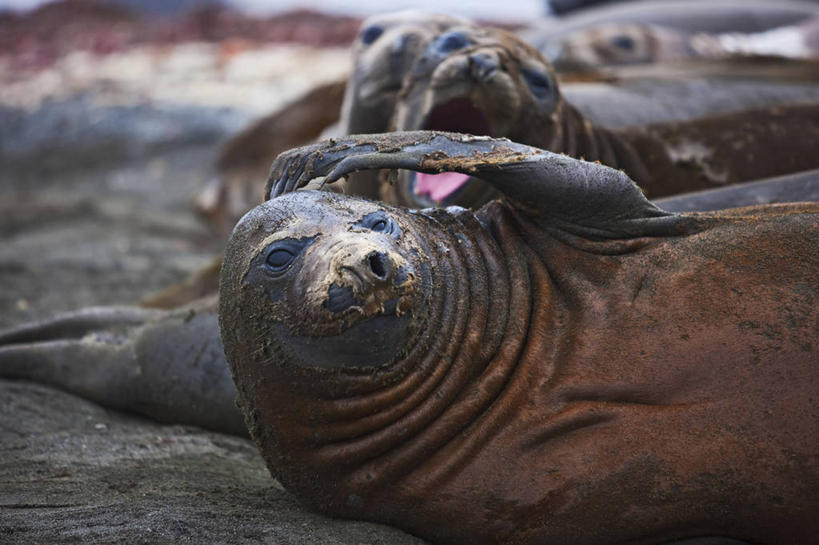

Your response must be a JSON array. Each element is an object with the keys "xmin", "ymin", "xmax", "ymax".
[
  {"xmin": 2, "ymin": 166, "xmax": 817, "ymax": 445},
  {"xmin": 218, "ymin": 131, "xmax": 818, "ymax": 545},
  {"xmin": 389, "ymin": 24, "xmax": 819, "ymax": 208}
]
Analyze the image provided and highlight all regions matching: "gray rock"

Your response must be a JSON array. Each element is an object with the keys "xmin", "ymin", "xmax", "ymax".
[{"xmin": 0, "ymin": 379, "xmax": 425, "ymax": 544}]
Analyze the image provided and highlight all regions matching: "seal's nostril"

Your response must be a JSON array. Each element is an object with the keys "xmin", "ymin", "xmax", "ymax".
[{"xmin": 368, "ymin": 252, "xmax": 389, "ymax": 279}]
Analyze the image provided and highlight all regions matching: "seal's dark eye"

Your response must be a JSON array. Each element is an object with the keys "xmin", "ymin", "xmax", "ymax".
[
  {"xmin": 360, "ymin": 25, "xmax": 384, "ymax": 45},
  {"xmin": 266, "ymin": 249, "xmax": 294, "ymax": 270},
  {"xmin": 356, "ymin": 212, "xmax": 400, "ymax": 238},
  {"xmin": 263, "ymin": 237, "xmax": 314, "ymax": 274},
  {"xmin": 522, "ymin": 68, "xmax": 553, "ymax": 100},
  {"xmin": 611, "ymin": 35, "xmax": 635, "ymax": 52},
  {"xmin": 435, "ymin": 31, "xmax": 469, "ymax": 53}
]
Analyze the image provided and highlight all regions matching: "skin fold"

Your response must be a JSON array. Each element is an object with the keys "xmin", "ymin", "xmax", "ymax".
[{"xmin": 218, "ymin": 131, "xmax": 818, "ymax": 545}]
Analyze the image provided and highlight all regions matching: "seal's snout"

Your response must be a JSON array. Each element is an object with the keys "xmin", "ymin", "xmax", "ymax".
[
  {"xmin": 468, "ymin": 53, "xmax": 498, "ymax": 81},
  {"xmin": 333, "ymin": 243, "xmax": 404, "ymax": 292},
  {"xmin": 327, "ymin": 250, "xmax": 398, "ymax": 313}
]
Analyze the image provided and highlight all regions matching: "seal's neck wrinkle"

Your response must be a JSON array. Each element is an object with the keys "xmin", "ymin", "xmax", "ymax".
[
  {"xmin": 303, "ymin": 210, "xmax": 502, "ymax": 469},
  {"xmin": 291, "ymin": 211, "xmax": 471, "ymax": 447},
  {"xmin": 315, "ymin": 206, "xmax": 541, "ymax": 505}
]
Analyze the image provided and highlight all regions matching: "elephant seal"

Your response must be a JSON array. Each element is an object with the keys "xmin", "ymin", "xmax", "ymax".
[
  {"xmin": 218, "ymin": 131, "xmax": 818, "ymax": 545},
  {"xmin": 196, "ymin": 15, "xmax": 819, "ymax": 235},
  {"xmin": 3, "ymin": 163, "xmax": 817, "ymax": 443},
  {"xmin": 549, "ymin": 18, "xmax": 819, "ymax": 71},
  {"xmin": 0, "ymin": 297, "xmax": 246, "ymax": 435},
  {"xmin": 390, "ymin": 23, "xmax": 819, "ymax": 207},
  {"xmin": 525, "ymin": 0, "xmax": 819, "ymax": 55}
]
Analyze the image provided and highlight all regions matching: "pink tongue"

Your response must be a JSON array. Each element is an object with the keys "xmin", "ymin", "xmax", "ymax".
[{"xmin": 414, "ymin": 172, "xmax": 471, "ymax": 203}]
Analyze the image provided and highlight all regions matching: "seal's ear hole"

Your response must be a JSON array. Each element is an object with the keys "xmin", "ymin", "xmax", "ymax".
[
  {"xmin": 356, "ymin": 212, "xmax": 401, "ymax": 239},
  {"xmin": 521, "ymin": 67, "xmax": 553, "ymax": 101},
  {"xmin": 360, "ymin": 25, "xmax": 384, "ymax": 46}
]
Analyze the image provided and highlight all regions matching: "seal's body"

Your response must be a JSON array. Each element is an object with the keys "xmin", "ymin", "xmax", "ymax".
[{"xmin": 218, "ymin": 131, "xmax": 818, "ymax": 545}]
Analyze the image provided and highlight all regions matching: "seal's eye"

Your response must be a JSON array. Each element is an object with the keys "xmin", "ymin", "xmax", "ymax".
[
  {"xmin": 435, "ymin": 30, "xmax": 470, "ymax": 53},
  {"xmin": 263, "ymin": 237, "xmax": 313, "ymax": 274},
  {"xmin": 360, "ymin": 25, "xmax": 384, "ymax": 46},
  {"xmin": 356, "ymin": 212, "xmax": 400, "ymax": 238},
  {"xmin": 611, "ymin": 35, "xmax": 635, "ymax": 52},
  {"xmin": 522, "ymin": 68, "xmax": 553, "ymax": 100},
  {"xmin": 266, "ymin": 249, "xmax": 294, "ymax": 270}
]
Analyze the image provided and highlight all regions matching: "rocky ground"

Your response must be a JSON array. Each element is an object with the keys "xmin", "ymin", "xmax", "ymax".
[{"xmin": 0, "ymin": 380, "xmax": 424, "ymax": 544}]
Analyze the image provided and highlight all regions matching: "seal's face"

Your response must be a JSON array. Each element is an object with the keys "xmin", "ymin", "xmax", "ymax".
[
  {"xmin": 344, "ymin": 12, "xmax": 467, "ymax": 134},
  {"xmin": 224, "ymin": 191, "xmax": 426, "ymax": 371},
  {"xmin": 392, "ymin": 26, "xmax": 561, "ymax": 207},
  {"xmin": 551, "ymin": 23, "xmax": 689, "ymax": 70}
]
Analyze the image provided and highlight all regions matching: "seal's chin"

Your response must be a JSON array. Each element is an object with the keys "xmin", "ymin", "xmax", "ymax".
[{"xmin": 274, "ymin": 310, "xmax": 413, "ymax": 370}]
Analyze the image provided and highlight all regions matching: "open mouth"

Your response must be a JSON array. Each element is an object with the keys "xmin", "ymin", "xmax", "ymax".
[{"xmin": 415, "ymin": 98, "xmax": 493, "ymax": 204}]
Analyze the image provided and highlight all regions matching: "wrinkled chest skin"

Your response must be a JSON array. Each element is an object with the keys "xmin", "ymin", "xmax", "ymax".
[{"xmin": 219, "ymin": 192, "xmax": 818, "ymax": 545}]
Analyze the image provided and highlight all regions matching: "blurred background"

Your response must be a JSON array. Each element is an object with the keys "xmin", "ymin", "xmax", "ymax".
[{"xmin": 3, "ymin": 0, "xmax": 544, "ymax": 19}]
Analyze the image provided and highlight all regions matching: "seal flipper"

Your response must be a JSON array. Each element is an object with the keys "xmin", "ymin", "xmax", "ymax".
[
  {"xmin": 0, "ymin": 302, "xmax": 246, "ymax": 436},
  {"xmin": 266, "ymin": 130, "xmax": 685, "ymax": 239}
]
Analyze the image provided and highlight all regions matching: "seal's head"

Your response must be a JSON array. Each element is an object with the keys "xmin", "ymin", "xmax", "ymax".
[
  {"xmin": 392, "ymin": 25, "xmax": 564, "ymax": 207},
  {"xmin": 550, "ymin": 23, "xmax": 691, "ymax": 70},
  {"xmin": 220, "ymin": 190, "xmax": 427, "ymax": 373},
  {"xmin": 341, "ymin": 11, "xmax": 469, "ymax": 135}
]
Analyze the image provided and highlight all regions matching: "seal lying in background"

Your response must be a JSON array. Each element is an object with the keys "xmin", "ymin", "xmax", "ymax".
[
  {"xmin": 218, "ymin": 131, "xmax": 817, "ymax": 545},
  {"xmin": 549, "ymin": 17, "xmax": 819, "ymax": 71},
  {"xmin": 2, "ymin": 165, "xmax": 817, "ymax": 441},
  {"xmin": 196, "ymin": 11, "xmax": 466, "ymax": 237},
  {"xmin": 390, "ymin": 23, "xmax": 819, "ymax": 207},
  {"xmin": 525, "ymin": 0, "xmax": 819, "ymax": 54},
  {"xmin": 0, "ymin": 297, "xmax": 246, "ymax": 435}
]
